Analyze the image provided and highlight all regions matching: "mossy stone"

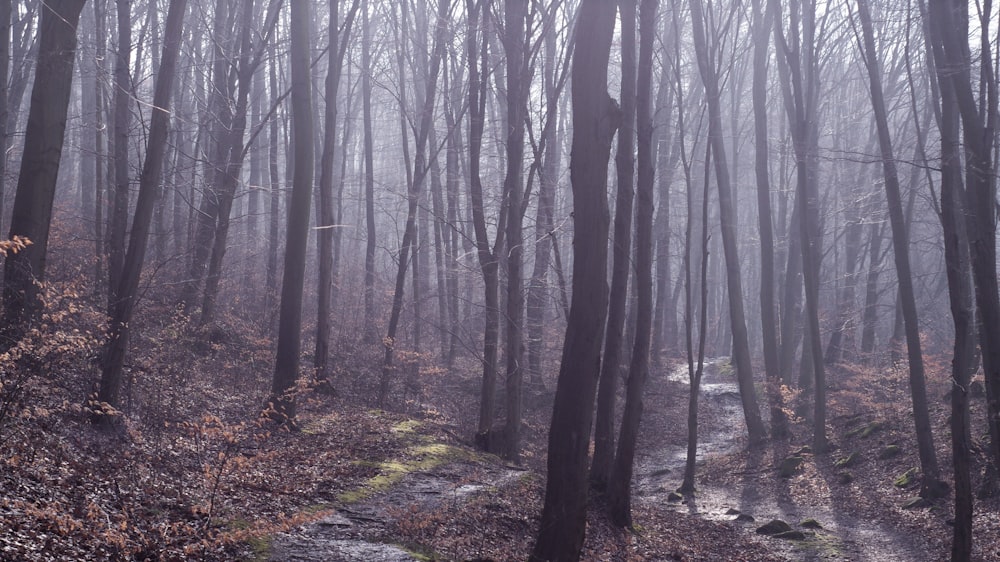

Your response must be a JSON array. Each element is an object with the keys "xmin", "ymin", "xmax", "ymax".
[
  {"xmin": 846, "ymin": 421, "xmax": 883, "ymax": 439},
  {"xmin": 894, "ymin": 467, "xmax": 918, "ymax": 488},
  {"xmin": 837, "ymin": 471, "xmax": 854, "ymax": 484},
  {"xmin": 834, "ymin": 452, "xmax": 858, "ymax": 468},
  {"xmin": 800, "ymin": 518, "xmax": 822, "ymax": 529},
  {"xmin": 879, "ymin": 445, "xmax": 901, "ymax": 459},
  {"xmin": 902, "ymin": 497, "xmax": 930, "ymax": 509},
  {"xmin": 735, "ymin": 513, "xmax": 755, "ymax": 523},
  {"xmin": 756, "ymin": 519, "xmax": 792, "ymax": 535},
  {"xmin": 779, "ymin": 456, "xmax": 804, "ymax": 478},
  {"xmin": 667, "ymin": 491, "xmax": 683, "ymax": 502},
  {"xmin": 773, "ymin": 530, "xmax": 807, "ymax": 540}
]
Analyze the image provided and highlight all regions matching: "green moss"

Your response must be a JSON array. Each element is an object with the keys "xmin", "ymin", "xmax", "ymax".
[
  {"xmin": 337, "ymin": 441, "xmax": 468, "ymax": 504},
  {"xmin": 303, "ymin": 503, "xmax": 329, "ymax": 515},
  {"xmin": 846, "ymin": 421, "xmax": 884, "ymax": 439},
  {"xmin": 894, "ymin": 467, "xmax": 918, "ymax": 488},
  {"xmin": 392, "ymin": 419, "xmax": 422, "ymax": 434},
  {"xmin": 834, "ymin": 452, "xmax": 858, "ymax": 468},
  {"xmin": 246, "ymin": 534, "xmax": 272, "ymax": 561}
]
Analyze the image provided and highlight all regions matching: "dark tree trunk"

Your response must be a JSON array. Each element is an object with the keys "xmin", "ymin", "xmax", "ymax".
[
  {"xmin": 607, "ymin": 0, "xmax": 657, "ymax": 527},
  {"xmin": 531, "ymin": 1, "xmax": 619, "ymax": 558},
  {"xmin": 501, "ymin": 0, "xmax": 529, "ymax": 463},
  {"xmin": 361, "ymin": 0, "xmax": 377, "ymax": 341},
  {"xmin": 106, "ymin": 0, "xmax": 131, "ymax": 312},
  {"xmin": 466, "ymin": 0, "xmax": 503, "ymax": 452},
  {"xmin": 928, "ymin": 13, "xmax": 974, "ymax": 553},
  {"xmin": 751, "ymin": 0, "xmax": 786, "ymax": 437},
  {"xmin": 592, "ymin": 0, "xmax": 636, "ymax": 491},
  {"xmin": 855, "ymin": 0, "xmax": 943, "ymax": 495},
  {"xmin": 3, "ymin": 0, "xmax": 86, "ymax": 336},
  {"xmin": 269, "ymin": 0, "xmax": 314, "ymax": 422},
  {"xmin": 95, "ymin": 0, "xmax": 187, "ymax": 424},
  {"xmin": 928, "ymin": 0, "xmax": 1000, "ymax": 480}
]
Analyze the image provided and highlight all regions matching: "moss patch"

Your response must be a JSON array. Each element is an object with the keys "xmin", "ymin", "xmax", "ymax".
[{"xmin": 337, "ymin": 439, "xmax": 469, "ymax": 504}]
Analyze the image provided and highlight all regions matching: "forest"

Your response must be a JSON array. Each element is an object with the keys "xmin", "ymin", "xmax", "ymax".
[{"xmin": 1, "ymin": 0, "xmax": 999, "ymax": 560}]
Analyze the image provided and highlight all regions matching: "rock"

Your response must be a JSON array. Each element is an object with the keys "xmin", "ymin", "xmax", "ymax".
[
  {"xmin": 725, "ymin": 508, "xmax": 741, "ymax": 515},
  {"xmin": 735, "ymin": 513, "xmax": 755, "ymax": 523},
  {"xmin": 779, "ymin": 456, "xmax": 804, "ymax": 478},
  {"xmin": 894, "ymin": 468, "xmax": 918, "ymax": 488},
  {"xmin": 794, "ymin": 445, "xmax": 812, "ymax": 456},
  {"xmin": 667, "ymin": 492, "xmax": 683, "ymax": 502},
  {"xmin": 837, "ymin": 471, "xmax": 854, "ymax": 484},
  {"xmin": 773, "ymin": 530, "xmax": 807, "ymax": 540},
  {"xmin": 834, "ymin": 452, "xmax": 858, "ymax": 468},
  {"xmin": 902, "ymin": 496, "xmax": 930, "ymax": 509},
  {"xmin": 846, "ymin": 421, "xmax": 884, "ymax": 439},
  {"xmin": 756, "ymin": 519, "xmax": 792, "ymax": 535},
  {"xmin": 878, "ymin": 445, "xmax": 901, "ymax": 459},
  {"xmin": 800, "ymin": 518, "xmax": 822, "ymax": 529}
]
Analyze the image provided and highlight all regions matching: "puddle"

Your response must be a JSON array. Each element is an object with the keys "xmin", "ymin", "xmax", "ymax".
[{"xmin": 641, "ymin": 359, "xmax": 926, "ymax": 562}]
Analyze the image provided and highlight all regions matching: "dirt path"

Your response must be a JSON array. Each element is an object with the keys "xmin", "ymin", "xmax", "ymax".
[
  {"xmin": 636, "ymin": 359, "xmax": 928, "ymax": 561},
  {"xmin": 269, "ymin": 450, "xmax": 524, "ymax": 561}
]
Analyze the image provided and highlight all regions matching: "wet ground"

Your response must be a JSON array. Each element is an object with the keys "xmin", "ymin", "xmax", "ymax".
[
  {"xmin": 637, "ymin": 359, "xmax": 927, "ymax": 561},
  {"xmin": 270, "ymin": 455, "xmax": 525, "ymax": 561}
]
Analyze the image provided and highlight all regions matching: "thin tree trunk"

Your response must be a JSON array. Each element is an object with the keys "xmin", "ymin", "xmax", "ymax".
[
  {"xmin": 855, "ymin": 0, "xmax": 942, "ymax": 495},
  {"xmin": 689, "ymin": 0, "xmax": 767, "ymax": 443},
  {"xmin": 95, "ymin": 0, "xmax": 187, "ymax": 424},
  {"xmin": 608, "ymin": 0, "xmax": 657, "ymax": 527},
  {"xmin": 107, "ymin": 0, "xmax": 132, "ymax": 311}
]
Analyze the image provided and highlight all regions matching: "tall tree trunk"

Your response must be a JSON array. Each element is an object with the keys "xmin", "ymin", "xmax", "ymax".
[
  {"xmin": 466, "ymin": 0, "xmax": 503, "ymax": 452},
  {"xmin": 930, "ymin": 23, "xmax": 975, "ymax": 556},
  {"xmin": 269, "ymin": 0, "xmax": 314, "ymax": 423},
  {"xmin": 500, "ymin": 0, "xmax": 528, "ymax": 462},
  {"xmin": 3, "ymin": 0, "xmax": 86, "ymax": 337},
  {"xmin": 531, "ymin": 1, "xmax": 619, "ymax": 558},
  {"xmin": 361, "ymin": 0, "xmax": 377, "ymax": 342},
  {"xmin": 107, "ymin": 0, "xmax": 131, "ymax": 311},
  {"xmin": 751, "ymin": 0, "xmax": 786, "ymax": 437},
  {"xmin": 95, "ymin": 0, "xmax": 187, "ymax": 424},
  {"xmin": 855, "ymin": 0, "xmax": 943, "ymax": 495},
  {"xmin": 315, "ymin": 0, "xmax": 358, "ymax": 382},
  {"xmin": 592, "ymin": 0, "xmax": 636, "ymax": 491},
  {"xmin": 689, "ymin": 0, "xmax": 767, "ymax": 443},
  {"xmin": 928, "ymin": 0, "xmax": 1000, "ymax": 480},
  {"xmin": 607, "ymin": 0, "xmax": 657, "ymax": 527}
]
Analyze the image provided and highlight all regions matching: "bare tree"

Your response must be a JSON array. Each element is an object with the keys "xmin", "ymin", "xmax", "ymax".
[
  {"xmin": 689, "ymin": 0, "xmax": 767, "ymax": 443},
  {"xmin": 531, "ymin": 0, "xmax": 620, "ymax": 558},
  {"xmin": 3, "ymin": 0, "xmax": 87, "ymax": 338},
  {"xmin": 269, "ymin": 0, "xmax": 315, "ymax": 422},
  {"xmin": 95, "ymin": 0, "xmax": 188, "ymax": 425}
]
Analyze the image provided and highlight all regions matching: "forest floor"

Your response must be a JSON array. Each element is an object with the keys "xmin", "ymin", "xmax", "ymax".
[{"xmin": 2, "ymin": 285, "xmax": 999, "ymax": 560}]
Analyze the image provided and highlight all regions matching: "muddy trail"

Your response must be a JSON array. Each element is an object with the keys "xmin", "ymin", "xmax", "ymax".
[
  {"xmin": 270, "ymin": 438, "xmax": 525, "ymax": 561},
  {"xmin": 636, "ymin": 359, "xmax": 930, "ymax": 561}
]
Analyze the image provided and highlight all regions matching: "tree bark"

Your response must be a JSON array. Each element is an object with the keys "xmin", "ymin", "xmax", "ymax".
[
  {"xmin": 855, "ymin": 0, "xmax": 943, "ymax": 495},
  {"xmin": 531, "ymin": 1, "xmax": 619, "ymax": 558},
  {"xmin": 607, "ymin": 0, "xmax": 657, "ymax": 527},
  {"xmin": 269, "ymin": 0, "xmax": 314, "ymax": 422},
  {"xmin": 592, "ymin": 0, "xmax": 636, "ymax": 491},
  {"xmin": 95, "ymin": 0, "xmax": 187, "ymax": 424},
  {"xmin": 3, "ymin": 0, "xmax": 87, "ymax": 337}
]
